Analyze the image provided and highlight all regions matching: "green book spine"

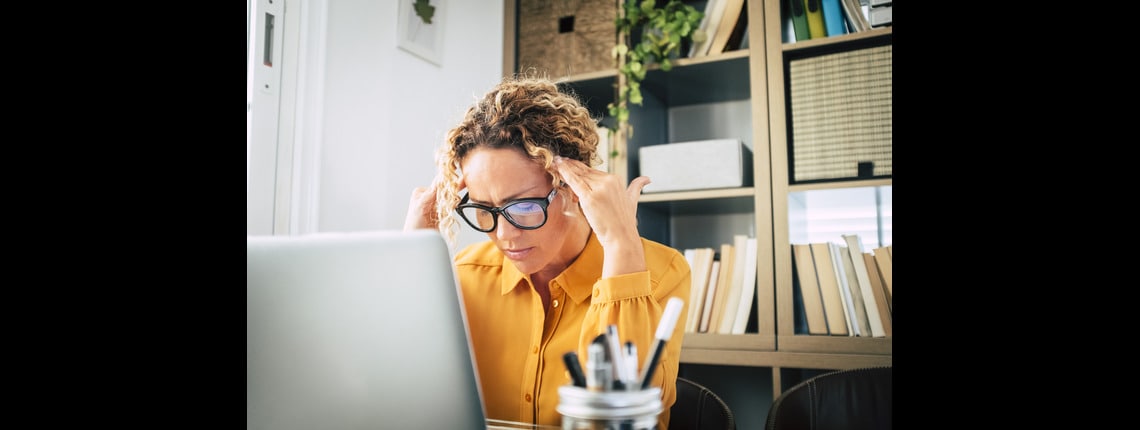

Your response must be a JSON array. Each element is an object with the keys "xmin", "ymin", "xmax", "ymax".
[{"xmin": 789, "ymin": 0, "xmax": 810, "ymax": 41}]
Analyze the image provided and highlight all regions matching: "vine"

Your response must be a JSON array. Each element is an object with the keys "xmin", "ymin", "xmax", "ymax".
[{"xmin": 608, "ymin": 0, "xmax": 705, "ymax": 143}]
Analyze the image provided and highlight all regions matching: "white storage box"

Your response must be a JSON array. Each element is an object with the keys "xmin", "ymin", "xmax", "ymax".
[{"xmin": 638, "ymin": 139, "xmax": 752, "ymax": 193}]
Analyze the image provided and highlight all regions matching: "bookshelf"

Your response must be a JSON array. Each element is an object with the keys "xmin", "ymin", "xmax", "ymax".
[
  {"xmin": 766, "ymin": 0, "xmax": 894, "ymax": 360},
  {"xmin": 504, "ymin": 0, "xmax": 891, "ymax": 421}
]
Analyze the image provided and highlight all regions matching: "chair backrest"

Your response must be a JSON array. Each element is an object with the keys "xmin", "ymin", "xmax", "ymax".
[
  {"xmin": 668, "ymin": 377, "xmax": 736, "ymax": 430},
  {"xmin": 764, "ymin": 366, "xmax": 892, "ymax": 430}
]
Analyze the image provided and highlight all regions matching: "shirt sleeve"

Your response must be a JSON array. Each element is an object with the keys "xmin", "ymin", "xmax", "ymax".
[{"xmin": 577, "ymin": 248, "xmax": 692, "ymax": 425}]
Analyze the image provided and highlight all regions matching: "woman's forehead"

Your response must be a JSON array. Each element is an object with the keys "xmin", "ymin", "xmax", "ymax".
[{"xmin": 460, "ymin": 147, "xmax": 552, "ymax": 202}]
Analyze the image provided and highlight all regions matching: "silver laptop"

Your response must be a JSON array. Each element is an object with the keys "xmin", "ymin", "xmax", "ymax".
[{"xmin": 247, "ymin": 229, "xmax": 486, "ymax": 429}]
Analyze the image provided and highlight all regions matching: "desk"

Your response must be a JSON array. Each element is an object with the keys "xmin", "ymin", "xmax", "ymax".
[{"xmin": 485, "ymin": 418, "xmax": 560, "ymax": 429}]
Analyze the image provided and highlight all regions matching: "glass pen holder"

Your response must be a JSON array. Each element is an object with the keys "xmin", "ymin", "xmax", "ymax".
[{"xmin": 556, "ymin": 385, "xmax": 662, "ymax": 430}]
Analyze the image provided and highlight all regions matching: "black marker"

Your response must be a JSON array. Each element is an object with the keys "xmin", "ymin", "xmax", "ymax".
[
  {"xmin": 563, "ymin": 351, "xmax": 587, "ymax": 388},
  {"xmin": 639, "ymin": 297, "xmax": 684, "ymax": 389}
]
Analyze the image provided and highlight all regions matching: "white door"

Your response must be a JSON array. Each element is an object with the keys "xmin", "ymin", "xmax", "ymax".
[{"xmin": 248, "ymin": 0, "xmax": 287, "ymax": 235}]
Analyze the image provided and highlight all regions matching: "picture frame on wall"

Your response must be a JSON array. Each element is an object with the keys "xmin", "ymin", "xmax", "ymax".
[{"xmin": 397, "ymin": 0, "xmax": 444, "ymax": 66}]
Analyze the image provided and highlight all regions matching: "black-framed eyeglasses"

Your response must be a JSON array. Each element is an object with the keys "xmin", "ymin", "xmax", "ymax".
[{"xmin": 456, "ymin": 188, "xmax": 558, "ymax": 232}]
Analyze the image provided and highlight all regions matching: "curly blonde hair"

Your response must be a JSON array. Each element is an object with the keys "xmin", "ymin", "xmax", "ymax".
[{"xmin": 434, "ymin": 75, "xmax": 603, "ymax": 246}]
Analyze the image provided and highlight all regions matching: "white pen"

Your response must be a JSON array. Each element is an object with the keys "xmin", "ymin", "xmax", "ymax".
[
  {"xmin": 586, "ymin": 342, "xmax": 610, "ymax": 392},
  {"xmin": 623, "ymin": 341, "xmax": 638, "ymax": 391},
  {"xmin": 605, "ymin": 324, "xmax": 629, "ymax": 389},
  {"xmin": 639, "ymin": 297, "xmax": 684, "ymax": 389}
]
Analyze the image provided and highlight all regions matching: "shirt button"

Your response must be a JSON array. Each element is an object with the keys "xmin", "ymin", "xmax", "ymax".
[
  {"xmin": 533, "ymin": 346, "xmax": 539, "ymax": 354},
  {"xmin": 524, "ymin": 394, "xmax": 532, "ymax": 402},
  {"xmin": 552, "ymin": 299, "xmax": 559, "ymax": 308}
]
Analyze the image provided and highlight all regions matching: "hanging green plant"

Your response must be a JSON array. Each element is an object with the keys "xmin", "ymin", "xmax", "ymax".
[{"xmin": 608, "ymin": 0, "xmax": 705, "ymax": 141}]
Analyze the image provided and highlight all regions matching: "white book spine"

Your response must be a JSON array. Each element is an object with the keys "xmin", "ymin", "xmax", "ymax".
[{"xmin": 829, "ymin": 242, "xmax": 859, "ymax": 336}]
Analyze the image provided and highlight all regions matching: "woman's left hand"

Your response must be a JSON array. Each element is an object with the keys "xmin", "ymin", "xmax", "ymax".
[{"xmin": 554, "ymin": 156, "xmax": 649, "ymax": 276}]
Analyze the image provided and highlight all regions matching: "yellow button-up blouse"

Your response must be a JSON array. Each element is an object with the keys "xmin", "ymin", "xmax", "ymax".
[{"xmin": 454, "ymin": 232, "xmax": 691, "ymax": 428}]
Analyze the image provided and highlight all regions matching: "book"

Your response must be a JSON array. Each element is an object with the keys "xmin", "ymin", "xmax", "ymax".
[
  {"xmin": 684, "ymin": 244, "xmax": 711, "ymax": 330},
  {"xmin": 792, "ymin": 243, "xmax": 829, "ymax": 335},
  {"xmin": 780, "ymin": 1, "xmax": 794, "ymax": 42},
  {"xmin": 723, "ymin": 0, "xmax": 750, "ymax": 53},
  {"xmin": 690, "ymin": 0, "xmax": 728, "ymax": 57},
  {"xmin": 873, "ymin": 245, "xmax": 892, "ymax": 305},
  {"xmin": 820, "ymin": 0, "xmax": 848, "ymax": 36},
  {"xmin": 716, "ymin": 235, "xmax": 750, "ymax": 334},
  {"xmin": 683, "ymin": 248, "xmax": 698, "ymax": 332},
  {"xmin": 706, "ymin": 0, "xmax": 747, "ymax": 56},
  {"xmin": 863, "ymin": 252, "xmax": 892, "ymax": 336},
  {"xmin": 839, "ymin": 0, "xmax": 869, "ymax": 32},
  {"xmin": 791, "ymin": 266, "xmax": 810, "ymax": 334},
  {"xmin": 810, "ymin": 242, "xmax": 849, "ymax": 335},
  {"xmin": 730, "ymin": 237, "xmax": 758, "ymax": 334},
  {"xmin": 835, "ymin": 244, "xmax": 872, "ymax": 337},
  {"xmin": 826, "ymin": 243, "xmax": 858, "ymax": 336},
  {"xmin": 698, "ymin": 259, "xmax": 722, "ymax": 332},
  {"xmin": 787, "ymin": 0, "xmax": 811, "ymax": 41},
  {"xmin": 803, "ymin": 0, "xmax": 826, "ymax": 39},
  {"xmin": 842, "ymin": 234, "xmax": 885, "ymax": 337},
  {"xmin": 685, "ymin": 247, "xmax": 716, "ymax": 333},
  {"xmin": 869, "ymin": 4, "xmax": 891, "ymax": 27},
  {"xmin": 707, "ymin": 243, "xmax": 736, "ymax": 333}
]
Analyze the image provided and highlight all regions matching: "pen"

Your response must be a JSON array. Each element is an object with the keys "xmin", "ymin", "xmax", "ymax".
[
  {"xmin": 605, "ymin": 325, "xmax": 629, "ymax": 390},
  {"xmin": 563, "ymin": 351, "xmax": 587, "ymax": 388},
  {"xmin": 623, "ymin": 341, "xmax": 638, "ymax": 391},
  {"xmin": 639, "ymin": 297, "xmax": 684, "ymax": 389},
  {"xmin": 586, "ymin": 342, "xmax": 610, "ymax": 392}
]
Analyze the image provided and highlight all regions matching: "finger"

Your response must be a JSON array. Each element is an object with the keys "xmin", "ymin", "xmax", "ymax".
[
  {"xmin": 554, "ymin": 155, "xmax": 589, "ymax": 176},
  {"xmin": 410, "ymin": 186, "xmax": 429, "ymax": 202},
  {"xmin": 554, "ymin": 156, "xmax": 591, "ymax": 191},
  {"xmin": 405, "ymin": 186, "xmax": 437, "ymax": 231},
  {"xmin": 626, "ymin": 176, "xmax": 651, "ymax": 201}
]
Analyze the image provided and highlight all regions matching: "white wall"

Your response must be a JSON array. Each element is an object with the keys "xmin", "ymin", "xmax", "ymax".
[
  {"xmin": 317, "ymin": 0, "xmax": 503, "ymax": 242},
  {"xmin": 248, "ymin": 0, "xmax": 502, "ymax": 247}
]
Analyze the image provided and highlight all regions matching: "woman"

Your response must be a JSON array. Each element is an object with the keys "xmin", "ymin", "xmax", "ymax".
[{"xmin": 404, "ymin": 75, "xmax": 690, "ymax": 428}]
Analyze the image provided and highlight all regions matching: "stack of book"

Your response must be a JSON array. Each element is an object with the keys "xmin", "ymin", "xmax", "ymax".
[
  {"xmin": 785, "ymin": 0, "xmax": 873, "ymax": 42},
  {"xmin": 682, "ymin": 234, "xmax": 759, "ymax": 335},
  {"xmin": 791, "ymin": 234, "xmax": 891, "ymax": 337}
]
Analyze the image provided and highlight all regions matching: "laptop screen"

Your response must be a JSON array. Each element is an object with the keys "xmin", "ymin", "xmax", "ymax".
[{"xmin": 247, "ymin": 229, "xmax": 486, "ymax": 429}]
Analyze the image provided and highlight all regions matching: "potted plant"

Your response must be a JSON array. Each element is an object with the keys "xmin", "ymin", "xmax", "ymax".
[{"xmin": 605, "ymin": 0, "xmax": 705, "ymax": 177}]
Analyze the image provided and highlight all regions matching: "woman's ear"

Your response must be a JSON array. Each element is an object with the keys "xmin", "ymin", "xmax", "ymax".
[{"xmin": 456, "ymin": 171, "xmax": 466, "ymax": 190}]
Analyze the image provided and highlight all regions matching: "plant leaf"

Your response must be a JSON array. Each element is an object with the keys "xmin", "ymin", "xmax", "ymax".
[
  {"xmin": 413, "ymin": 0, "xmax": 435, "ymax": 24},
  {"xmin": 691, "ymin": 29, "xmax": 707, "ymax": 43},
  {"xmin": 639, "ymin": 0, "xmax": 655, "ymax": 14}
]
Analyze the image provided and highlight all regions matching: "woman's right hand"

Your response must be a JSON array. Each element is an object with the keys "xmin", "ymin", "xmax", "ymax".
[{"xmin": 404, "ymin": 177, "xmax": 441, "ymax": 231}]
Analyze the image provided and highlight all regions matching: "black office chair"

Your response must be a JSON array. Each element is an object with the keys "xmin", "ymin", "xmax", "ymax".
[
  {"xmin": 764, "ymin": 366, "xmax": 892, "ymax": 430},
  {"xmin": 668, "ymin": 376, "xmax": 736, "ymax": 430}
]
